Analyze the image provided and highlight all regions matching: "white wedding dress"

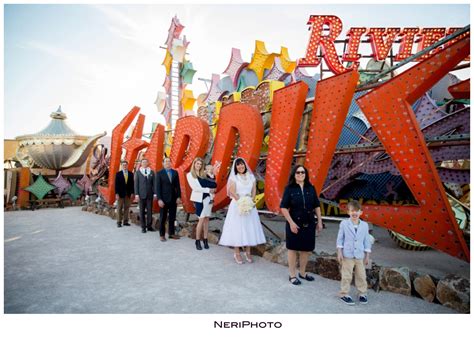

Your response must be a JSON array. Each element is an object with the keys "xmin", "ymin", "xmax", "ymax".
[{"xmin": 218, "ymin": 174, "xmax": 266, "ymax": 247}]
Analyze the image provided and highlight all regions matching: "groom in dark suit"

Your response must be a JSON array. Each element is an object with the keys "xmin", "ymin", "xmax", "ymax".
[
  {"xmin": 134, "ymin": 158, "xmax": 156, "ymax": 233},
  {"xmin": 114, "ymin": 160, "xmax": 134, "ymax": 227},
  {"xmin": 155, "ymin": 157, "xmax": 181, "ymax": 241}
]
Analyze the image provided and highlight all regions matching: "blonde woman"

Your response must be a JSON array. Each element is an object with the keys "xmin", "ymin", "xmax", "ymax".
[{"xmin": 186, "ymin": 157, "xmax": 216, "ymax": 250}]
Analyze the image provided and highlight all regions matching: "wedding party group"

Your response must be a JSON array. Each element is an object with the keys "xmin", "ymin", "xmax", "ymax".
[{"xmin": 114, "ymin": 156, "xmax": 372, "ymax": 305}]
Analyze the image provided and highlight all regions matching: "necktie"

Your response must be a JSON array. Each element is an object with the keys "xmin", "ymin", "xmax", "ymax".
[
  {"xmin": 124, "ymin": 171, "xmax": 128, "ymax": 183},
  {"xmin": 167, "ymin": 170, "xmax": 172, "ymax": 182}
]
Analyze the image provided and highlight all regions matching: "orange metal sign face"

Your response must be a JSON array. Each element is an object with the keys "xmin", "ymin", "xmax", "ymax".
[
  {"xmin": 99, "ymin": 106, "xmax": 141, "ymax": 204},
  {"xmin": 122, "ymin": 114, "xmax": 149, "ymax": 171},
  {"xmin": 305, "ymin": 70, "xmax": 360, "ymax": 194},
  {"xmin": 170, "ymin": 116, "xmax": 210, "ymax": 213},
  {"xmin": 210, "ymin": 102, "xmax": 264, "ymax": 211},
  {"xmin": 264, "ymin": 82, "xmax": 308, "ymax": 211},
  {"xmin": 356, "ymin": 36, "xmax": 470, "ymax": 261},
  {"xmin": 448, "ymin": 79, "xmax": 470, "ymax": 99}
]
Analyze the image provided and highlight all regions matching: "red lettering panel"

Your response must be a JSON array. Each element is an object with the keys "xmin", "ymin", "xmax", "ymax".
[
  {"xmin": 415, "ymin": 28, "xmax": 446, "ymax": 60},
  {"xmin": 211, "ymin": 103, "xmax": 264, "ymax": 211},
  {"xmin": 448, "ymin": 79, "xmax": 470, "ymax": 99},
  {"xmin": 99, "ymin": 106, "xmax": 140, "ymax": 204},
  {"xmin": 144, "ymin": 124, "xmax": 165, "ymax": 172},
  {"xmin": 342, "ymin": 27, "xmax": 366, "ymax": 63},
  {"xmin": 264, "ymin": 82, "xmax": 308, "ymax": 212},
  {"xmin": 367, "ymin": 28, "xmax": 401, "ymax": 61},
  {"xmin": 299, "ymin": 15, "xmax": 352, "ymax": 74},
  {"xmin": 395, "ymin": 27, "xmax": 420, "ymax": 61},
  {"xmin": 122, "ymin": 114, "xmax": 149, "ymax": 171},
  {"xmin": 143, "ymin": 124, "xmax": 165, "ymax": 212},
  {"xmin": 305, "ymin": 70, "xmax": 359, "ymax": 193},
  {"xmin": 170, "ymin": 116, "xmax": 210, "ymax": 213},
  {"xmin": 357, "ymin": 36, "xmax": 470, "ymax": 261},
  {"xmin": 445, "ymin": 27, "xmax": 470, "ymax": 62}
]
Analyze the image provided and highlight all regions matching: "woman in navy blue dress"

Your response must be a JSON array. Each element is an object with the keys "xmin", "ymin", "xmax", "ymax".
[{"xmin": 280, "ymin": 165, "xmax": 323, "ymax": 285}]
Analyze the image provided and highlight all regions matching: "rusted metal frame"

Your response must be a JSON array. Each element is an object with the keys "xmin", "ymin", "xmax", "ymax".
[
  {"xmin": 342, "ymin": 123, "xmax": 373, "ymax": 143},
  {"xmin": 431, "ymin": 101, "xmax": 469, "ymax": 117},
  {"xmin": 320, "ymin": 152, "xmax": 382, "ymax": 194},
  {"xmin": 336, "ymin": 134, "xmax": 470, "ymax": 154},
  {"xmin": 257, "ymin": 134, "xmax": 469, "ymax": 159},
  {"xmin": 335, "ymin": 140, "xmax": 469, "ymax": 155},
  {"xmin": 445, "ymin": 191, "xmax": 471, "ymax": 212}
]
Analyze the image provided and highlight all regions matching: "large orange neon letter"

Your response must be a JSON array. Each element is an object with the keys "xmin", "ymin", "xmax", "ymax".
[
  {"xmin": 170, "ymin": 116, "xmax": 210, "ymax": 213},
  {"xmin": 99, "ymin": 106, "xmax": 140, "ymax": 204},
  {"xmin": 264, "ymin": 82, "xmax": 308, "ymax": 212},
  {"xmin": 211, "ymin": 102, "xmax": 264, "ymax": 211},
  {"xmin": 122, "ymin": 114, "xmax": 149, "ymax": 171},
  {"xmin": 299, "ymin": 15, "xmax": 352, "ymax": 74},
  {"xmin": 305, "ymin": 70, "xmax": 359, "ymax": 194},
  {"xmin": 143, "ymin": 124, "xmax": 165, "ymax": 211},
  {"xmin": 357, "ymin": 36, "xmax": 470, "ymax": 261}
]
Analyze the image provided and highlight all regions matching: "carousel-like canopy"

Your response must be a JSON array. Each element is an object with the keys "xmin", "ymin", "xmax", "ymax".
[{"xmin": 16, "ymin": 106, "xmax": 106, "ymax": 170}]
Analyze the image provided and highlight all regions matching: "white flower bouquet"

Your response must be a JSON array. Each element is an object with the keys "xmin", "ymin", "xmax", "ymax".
[{"xmin": 237, "ymin": 196, "xmax": 255, "ymax": 215}]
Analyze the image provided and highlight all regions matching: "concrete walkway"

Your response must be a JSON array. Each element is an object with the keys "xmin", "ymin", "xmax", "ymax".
[{"xmin": 4, "ymin": 207, "xmax": 457, "ymax": 314}]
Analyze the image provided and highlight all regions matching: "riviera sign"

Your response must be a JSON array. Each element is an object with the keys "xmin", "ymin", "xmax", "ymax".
[{"xmin": 298, "ymin": 15, "xmax": 467, "ymax": 74}]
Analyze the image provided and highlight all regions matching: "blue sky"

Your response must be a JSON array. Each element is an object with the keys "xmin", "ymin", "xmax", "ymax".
[{"xmin": 3, "ymin": 4, "xmax": 470, "ymax": 139}]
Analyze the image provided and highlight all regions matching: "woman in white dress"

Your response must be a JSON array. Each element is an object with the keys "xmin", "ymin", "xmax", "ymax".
[{"xmin": 219, "ymin": 157, "xmax": 266, "ymax": 264}]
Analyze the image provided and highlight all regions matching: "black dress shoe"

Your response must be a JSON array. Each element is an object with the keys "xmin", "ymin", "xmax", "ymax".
[
  {"xmin": 147, "ymin": 227, "xmax": 155, "ymax": 232},
  {"xmin": 123, "ymin": 222, "xmax": 131, "ymax": 226},
  {"xmin": 298, "ymin": 273, "xmax": 315, "ymax": 281},
  {"xmin": 117, "ymin": 222, "xmax": 122, "ymax": 228},
  {"xmin": 142, "ymin": 228, "xmax": 147, "ymax": 233},
  {"xmin": 289, "ymin": 276, "xmax": 302, "ymax": 285}
]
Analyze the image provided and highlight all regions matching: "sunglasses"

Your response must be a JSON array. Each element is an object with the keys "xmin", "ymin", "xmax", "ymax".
[{"xmin": 295, "ymin": 171, "xmax": 306, "ymax": 174}]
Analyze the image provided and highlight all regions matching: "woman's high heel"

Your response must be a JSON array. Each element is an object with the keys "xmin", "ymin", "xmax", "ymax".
[
  {"xmin": 233, "ymin": 253, "xmax": 243, "ymax": 264},
  {"xmin": 243, "ymin": 252, "xmax": 253, "ymax": 263}
]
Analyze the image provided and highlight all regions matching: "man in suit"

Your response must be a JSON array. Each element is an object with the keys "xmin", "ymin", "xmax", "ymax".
[
  {"xmin": 155, "ymin": 157, "xmax": 181, "ymax": 241},
  {"xmin": 114, "ymin": 160, "xmax": 134, "ymax": 227},
  {"xmin": 134, "ymin": 158, "xmax": 156, "ymax": 233}
]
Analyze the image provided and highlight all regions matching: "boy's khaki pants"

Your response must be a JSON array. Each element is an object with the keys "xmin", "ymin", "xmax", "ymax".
[{"xmin": 339, "ymin": 257, "xmax": 367, "ymax": 296}]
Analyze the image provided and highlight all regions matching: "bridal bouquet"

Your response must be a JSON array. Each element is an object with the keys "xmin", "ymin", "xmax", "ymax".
[{"xmin": 237, "ymin": 196, "xmax": 255, "ymax": 215}]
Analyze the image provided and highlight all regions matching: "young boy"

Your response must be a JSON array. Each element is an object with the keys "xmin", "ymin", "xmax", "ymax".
[
  {"xmin": 336, "ymin": 200, "xmax": 372, "ymax": 306},
  {"xmin": 204, "ymin": 164, "xmax": 216, "ymax": 204}
]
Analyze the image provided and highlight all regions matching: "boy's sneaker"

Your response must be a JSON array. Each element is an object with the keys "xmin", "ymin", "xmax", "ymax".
[
  {"xmin": 359, "ymin": 295, "xmax": 368, "ymax": 304},
  {"xmin": 340, "ymin": 296, "xmax": 355, "ymax": 306}
]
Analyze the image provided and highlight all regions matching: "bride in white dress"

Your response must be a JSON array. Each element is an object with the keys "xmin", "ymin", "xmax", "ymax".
[{"xmin": 219, "ymin": 157, "xmax": 266, "ymax": 264}]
